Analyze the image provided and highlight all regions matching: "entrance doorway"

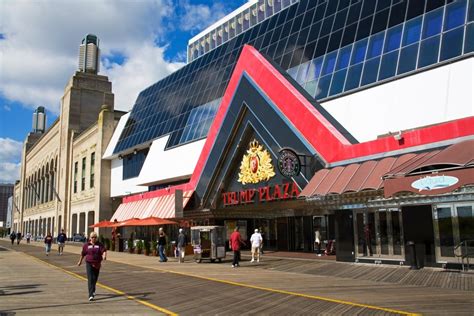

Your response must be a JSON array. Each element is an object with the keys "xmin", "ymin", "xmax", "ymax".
[
  {"xmin": 353, "ymin": 209, "xmax": 404, "ymax": 259},
  {"xmin": 433, "ymin": 203, "xmax": 474, "ymax": 263}
]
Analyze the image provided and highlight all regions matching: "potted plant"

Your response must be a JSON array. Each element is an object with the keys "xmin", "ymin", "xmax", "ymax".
[
  {"xmin": 136, "ymin": 240, "xmax": 143, "ymax": 254},
  {"xmin": 151, "ymin": 240, "xmax": 158, "ymax": 256},
  {"xmin": 144, "ymin": 240, "xmax": 151, "ymax": 256},
  {"xmin": 127, "ymin": 238, "xmax": 134, "ymax": 253},
  {"xmin": 104, "ymin": 237, "xmax": 111, "ymax": 250}
]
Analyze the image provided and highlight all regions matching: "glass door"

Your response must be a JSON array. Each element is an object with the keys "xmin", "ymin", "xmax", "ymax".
[
  {"xmin": 354, "ymin": 209, "xmax": 404, "ymax": 259},
  {"xmin": 433, "ymin": 203, "xmax": 474, "ymax": 263}
]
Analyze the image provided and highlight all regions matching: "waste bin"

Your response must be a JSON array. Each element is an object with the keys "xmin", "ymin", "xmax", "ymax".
[{"xmin": 407, "ymin": 241, "xmax": 419, "ymax": 270}]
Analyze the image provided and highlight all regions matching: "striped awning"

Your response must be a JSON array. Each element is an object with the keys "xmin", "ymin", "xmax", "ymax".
[{"xmin": 111, "ymin": 190, "xmax": 193, "ymax": 221}]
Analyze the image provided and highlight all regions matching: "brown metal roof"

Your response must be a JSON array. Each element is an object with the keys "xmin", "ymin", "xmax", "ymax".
[
  {"xmin": 384, "ymin": 139, "xmax": 474, "ymax": 178},
  {"xmin": 299, "ymin": 154, "xmax": 415, "ymax": 198}
]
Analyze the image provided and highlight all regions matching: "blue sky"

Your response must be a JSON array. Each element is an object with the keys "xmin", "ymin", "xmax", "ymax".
[{"xmin": 0, "ymin": 0, "xmax": 247, "ymax": 183}]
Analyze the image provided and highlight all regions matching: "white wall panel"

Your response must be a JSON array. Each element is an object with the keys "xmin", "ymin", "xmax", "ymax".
[
  {"xmin": 137, "ymin": 136, "xmax": 205, "ymax": 186},
  {"xmin": 110, "ymin": 158, "xmax": 147, "ymax": 197},
  {"xmin": 322, "ymin": 58, "xmax": 474, "ymax": 142}
]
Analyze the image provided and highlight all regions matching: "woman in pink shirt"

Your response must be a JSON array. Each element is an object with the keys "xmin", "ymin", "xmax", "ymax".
[{"xmin": 77, "ymin": 232, "xmax": 107, "ymax": 301}]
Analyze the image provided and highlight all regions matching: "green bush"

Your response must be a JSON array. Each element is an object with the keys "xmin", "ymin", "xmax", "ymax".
[
  {"xmin": 127, "ymin": 238, "xmax": 134, "ymax": 253},
  {"xmin": 136, "ymin": 240, "xmax": 144, "ymax": 254},
  {"xmin": 104, "ymin": 238, "xmax": 111, "ymax": 250}
]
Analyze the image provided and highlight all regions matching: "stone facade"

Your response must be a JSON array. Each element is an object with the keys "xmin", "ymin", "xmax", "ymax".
[{"xmin": 13, "ymin": 71, "xmax": 124, "ymax": 238}]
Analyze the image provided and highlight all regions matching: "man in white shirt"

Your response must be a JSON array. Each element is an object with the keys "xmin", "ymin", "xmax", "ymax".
[{"xmin": 250, "ymin": 229, "xmax": 263, "ymax": 262}]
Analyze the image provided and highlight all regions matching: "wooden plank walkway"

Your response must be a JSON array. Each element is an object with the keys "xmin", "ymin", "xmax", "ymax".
[{"xmin": 2, "ymin": 240, "xmax": 473, "ymax": 315}]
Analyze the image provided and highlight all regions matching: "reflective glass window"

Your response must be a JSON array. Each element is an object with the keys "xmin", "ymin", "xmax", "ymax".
[
  {"xmin": 378, "ymin": 50, "xmax": 399, "ymax": 80},
  {"xmin": 397, "ymin": 43, "xmax": 419, "ymax": 74},
  {"xmin": 306, "ymin": 56, "xmax": 324, "ymax": 81},
  {"xmin": 320, "ymin": 15, "xmax": 335, "ymax": 37},
  {"xmin": 361, "ymin": 57, "xmax": 380, "ymax": 85},
  {"xmin": 315, "ymin": 74, "xmax": 332, "ymax": 99},
  {"xmin": 322, "ymin": 51, "xmax": 337, "ymax": 75},
  {"xmin": 336, "ymin": 45, "xmax": 352, "ymax": 70},
  {"xmin": 344, "ymin": 63, "xmax": 363, "ymax": 91},
  {"xmin": 351, "ymin": 38, "xmax": 368, "ymax": 65},
  {"xmin": 304, "ymin": 79, "xmax": 318, "ymax": 97},
  {"xmin": 423, "ymin": 8, "xmax": 443, "ymax": 39},
  {"xmin": 372, "ymin": 8, "xmax": 389, "ymax": 34},
  {"xmin": 341, "ymin": 22, "xmax": 357, "ymax": 46},
  {"xmin": 356, "ymin": 16, "xmax": 373, "ymax": 40},
  {"xmin": 389, "ymin": 1, "xmax": 407, "ymax": 27},
  {"xmin": 407, "ymin": 0, "xmax": 425, "ymax": 20},
  {"xmin": 296, "ymin": 61, "xmax": 310, "ymax": 83},
  {"xmin": 403, "ymin": 16, "xmax": 422, "ymax": 46},
  {"xmin": 329, "ymin": 69, "xmax": 347, "ymax": 95},
  {"xmin": 444, "ymin": 0, "xmax": 467, "ymax": 31},
  {"xmin": 465, "ymin": 23, "xmax": 474, "ymax": 53},
  {"xmin": 418, "ymin": 36, "xmax": 440, "ymax": 68},
  {"xmin": 347, "ymin": 2, "xmax": 362, "ymax": 25},
  {"xmin": 367, "ymin": 32, "xmax": 385, "ymax": 59},
  {"xmin": 440, "ymin": 26, "xmax": 464, "ymax": 61},
  {"xmin": 470, "ymin": 0, "xmax": 474, "ymax": 21},
  {"xmin": 333, "ymin": 8, "xmax": 349, "ymax": 31},
  {"xmin": 384, "ymin": 25, "xmax": 402, "ymax": 52}
]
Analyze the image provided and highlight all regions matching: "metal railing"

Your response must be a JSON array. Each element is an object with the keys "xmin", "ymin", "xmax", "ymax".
[{"xmin": 454, "ymin": 240, "xmax": 474, "ymax": 272}]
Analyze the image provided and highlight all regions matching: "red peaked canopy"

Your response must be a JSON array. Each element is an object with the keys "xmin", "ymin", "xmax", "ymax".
[{"xmin": 89, "ymin": 220, "xmax": 115, "ymax": 228}]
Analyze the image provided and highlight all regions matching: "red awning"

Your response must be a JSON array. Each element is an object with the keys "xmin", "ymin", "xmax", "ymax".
[
  {"xmin": 89, "ymin": 220, "xmax": 115, "ymax": 228},
  {"xmin": 383, "ymin": 140, "xmax": 474, "ymax": 197},
  {"xmin": 299, "ymin": 154, "xmax": 416, "ymax": 198},
  {"xmin": 110, "ymin": 190, "xmax": 193, "ymax": 221}
]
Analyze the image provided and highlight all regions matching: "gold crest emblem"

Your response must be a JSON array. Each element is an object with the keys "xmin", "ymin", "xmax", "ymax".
[{"xmin": 238, "ymin": 139, "xmax": 275, "ymax": 184}]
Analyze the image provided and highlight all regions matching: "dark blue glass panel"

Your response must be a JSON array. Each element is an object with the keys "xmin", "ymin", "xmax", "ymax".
[
  {"xmin": 336, "ymin": 45, "xmax": 352, "ymax": 70},
  {"xmin": 372, "ymin": 8, "xmax": 389, "ymax": 34},
  {"xmin": 315, "ymin": 74, "xmax": 332, "ymax": 99},
  {"xmin": 465, "ymin": 23, "xmax": 474, "ymax": 53},
  {"xmin": 440, "ymin": 26, "xmax": 464, "ymax": 61},
  {"xmin": 347, "ymin": 2, "xmax": 362, "ymax": 25},
  {"xmin": 356, "ymin": 16, "xmax": 373, "ymax": 40},
  {"xmin": 322, "ymin": 51, "xmax": 337, "ymax": 75},
  {"xmin": 397, "ymin": 43, "xmax": 419, "ymax": 75},
  {"xmin": 351, "ymin": 38, "xmax": 368, "ymax": 65},
  {"xmin": 389, "ymin": 1, "xmax": 407, "ymax": 27},
  {"xmin": 418, "ymin": 36, "xmax": 440, "ymax": 68},
  {"xmin": 344, "ymin": 63, "xmax": 363, "ymax": 91},
  {"xmin": 361, "ymin": 57, "xmax": 380, "ymax": 86},
  {"xmin": 407, "ymin": 0, "xmax": 425, "ymax": 20},
  {"xmin": 367, "ymin": 32, "xmax": 384, "ymax": 59},
  {"xmin": 384, "ymin": 25, "xmax": 402, "ymax": 52},
  {"xmin": 329, "ymin": 69, "xmax": 347, "ymax": 95},
  {"xmin": 423, "ymin": 8, "xmax": 443, "ymax": 39},
  {"xmin": 378, "ymin": 50, "xmax": 399, "ymax": 80},
  {"xmin": 469, "ymin": 0, "xmax": 474, "ymax": 21},
  {"xmin": 444, "ymin": 0, "xmax": 467, "ymax": 31},
  {"xmin": 403, "ymin": 16, "xmax": 422, "ymax": 46}
]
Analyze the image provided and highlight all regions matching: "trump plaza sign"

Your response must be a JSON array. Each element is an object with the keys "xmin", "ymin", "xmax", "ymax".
[{"xmin": 222, "ymin": 181, "xmax": 300, "ymax": 207}]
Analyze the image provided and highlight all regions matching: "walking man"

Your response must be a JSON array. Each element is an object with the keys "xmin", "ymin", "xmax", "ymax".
[
  {"xmin": 177, "ymin": 228, "xmax": 187, "ymax": 263},
  {"xmin": 16, "ymin": 232, "xmax": 22, "ymax": 245},
  {"xmin": 230, "ymin": 227, "xmax": 245, "ymax": 268},
  {"xmin": 10, "ymin": 231, "xmax": 16, "ymax": 245},
  {"xmin": 77, "ymin": 232, "xmax": 107, "ymax": 301},
  {"xmin": 44, "ymin": 232, "xmax": 53, "ymax": 256},
  {"xmin": 26, "ymin": 232, "xmax": 31, "ymax": 243},
  {"xmin": 157, "ymin": 227, "xmax": 168, "ymax": 262},
  {"xmin": 57, "ymin": 229, "xmax": 67, "ymax": 255},
  {"xmin": 250, "ymin": 228, "xmax": 263, "ymax": 263}
]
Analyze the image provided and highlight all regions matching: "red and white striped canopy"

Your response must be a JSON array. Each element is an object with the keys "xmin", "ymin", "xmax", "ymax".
[{"xmin": 111, "ymin": 190, "xmax": 193, "ymax": 221}]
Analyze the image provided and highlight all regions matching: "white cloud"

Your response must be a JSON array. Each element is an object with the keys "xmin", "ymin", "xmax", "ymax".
[
  {"xmin": 0, "ymin": 138, "xmax": 22, "ymax": 183},
  {"xmin": 178, "ymin": 1, "xmax": 229, "ymax": 33},
  {"xmin": 0, "ymin": 0, "xmax": 179, "ymax": 113}
]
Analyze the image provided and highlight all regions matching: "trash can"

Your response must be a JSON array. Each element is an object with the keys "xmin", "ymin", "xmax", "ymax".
[{"xmin": 407, "ymin": 241, "xmax": 418, "ymax": 270}]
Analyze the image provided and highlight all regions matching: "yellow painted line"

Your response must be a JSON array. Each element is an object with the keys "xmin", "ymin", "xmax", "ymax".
[
  {"xmin": 119, "ymin": 260, "xmax": 419, "ymax": 316},
  {"xmin": 22, "ymin": 252, "xmax": 178, "ymax": 316}
]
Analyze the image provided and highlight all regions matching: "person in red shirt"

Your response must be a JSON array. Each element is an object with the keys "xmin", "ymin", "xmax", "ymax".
[
  {"xmin": 77, "ymin": 232, "xmax": 107, "ymax": 301},
  {"xmin": 229, "ymin": 227, "xmax": 245, "ymax": 268}
]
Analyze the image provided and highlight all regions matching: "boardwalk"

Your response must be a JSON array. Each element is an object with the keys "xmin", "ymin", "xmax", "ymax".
[{"xmin": 1, "ymin": 240, "xmax": 473, "ymax": 315}]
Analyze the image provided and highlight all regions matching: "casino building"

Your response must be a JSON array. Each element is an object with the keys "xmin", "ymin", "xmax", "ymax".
[{"xmin": 105, "ymin": 0, "xmax": 474, "ymax": 267}]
